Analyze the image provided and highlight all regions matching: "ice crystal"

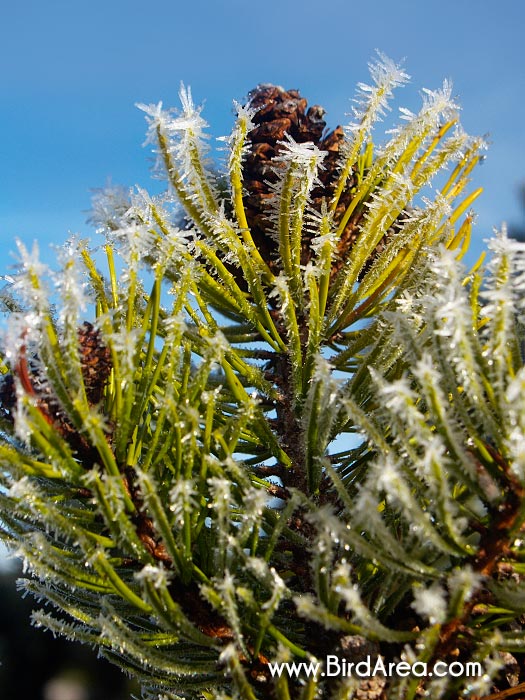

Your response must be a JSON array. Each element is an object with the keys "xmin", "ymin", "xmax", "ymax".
[
  {"xmin": 411, "ymin": 582, "xmax": 448, "ymax": 624},
  {"xmin": 54, "ymin": 239, "xmax": 91, "ymax": 324},
  {"xmin": 107, "ymin": 327, "xmax": 141, "ymax": 376},
  {"xmin": 169, "ymin": 479, "xmax": 198, "ymax": 526},
  {"xmin": 88, "ymin": 181, "xmax": 131, "ymax": 232},
  {"xmin": 136, "ymin": 101, "xmax": 170, "ymax": 148},
  {"xmin": 225, "ymin": 100, "xmax": 257, "ymax": 172},
  {"xmin": 107, "ymin": 222, "xmax": 159, "ymax": 264},
  {"xmin": 135, "ymin": 563, "xmax": 172, "ymax": 589},
  {"xmin": 168, "ymin": 84, "xmax": 210, "ymax": 144},
  {"xmin": 347, "ymin": 51, "xmax": 410, "ymax": 135},
  {"xmin": 448, "ymin": 565, "xmax": 483, "ymax": 602},
  {"xmin": 274, "ymin": 133, "xmax": 326, "ymax": 173},
  {"xmin": 10, "ymin": 241, "xmax": 51, "ymax": 311}
]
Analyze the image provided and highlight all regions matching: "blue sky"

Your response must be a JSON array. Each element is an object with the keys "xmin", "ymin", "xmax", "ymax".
[{"xmin": 1, "ymin": 0, "xmax": 524, "ymax": 275}]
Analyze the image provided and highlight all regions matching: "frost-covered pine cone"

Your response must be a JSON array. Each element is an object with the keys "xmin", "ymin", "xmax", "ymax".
[
  {"xmin": 242, "ymin": 84, "xmax": 362, "ymax": 273},
  {"xmin": 242, "ymin": 83, "xmax": 408, "ymax": 280}
]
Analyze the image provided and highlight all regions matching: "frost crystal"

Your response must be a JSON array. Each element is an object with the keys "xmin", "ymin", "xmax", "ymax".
[
  {"xmin": 54, "ymin": 239, "xmax": 91, "ymax": 323},
  {"xmin": 411, "ymin": 582, "xmax": 448, "ymax": 624},
  {"xmin": 169, "ymin": 479, "xmax": 198, "ymax": 525},
  {"xmin": 88, "ymin": 182, "xmax": 131, "ymax": 232},
  {"xmin": 11, "ymin": 241, "xmax": 51, "ymax": 311},
  {"xmin": 107, "ymin": 327, "xmax": 141, "ymax": 376},
  {"xmin": 136, "ymin": 101, "xmax": 169, "ymax": 146},
  {"xmin": 347, "ymin": 51, "xmax": 410, "ymax": 135},
  {"xmin": 274, "ymin": 134, "xmax": 326, "ymax": 172},
  {"xmin": 167, "ymin": 83, "xmax": 209, "ymax": 143},
  {"xmin": 135, "ymin": 563, "xmax": 172, "ymax": 589},
  {"xmin": 448, "ymin": 566, "xmax": 483, "ymax": 602}
]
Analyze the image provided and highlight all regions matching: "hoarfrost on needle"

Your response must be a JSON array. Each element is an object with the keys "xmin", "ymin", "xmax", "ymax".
[{"xmin": 411, "ymin": 582, "xmax": 447, "ymax": 624}]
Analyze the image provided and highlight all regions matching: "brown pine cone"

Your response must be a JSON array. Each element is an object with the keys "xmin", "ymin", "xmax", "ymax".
[
  {"xmin": 0, "ymin": 322, "xmax": 112, "ymax": 464},
  {"xmin": 0, "ymin": 372, "xmax": 16, "ymax": 421},
  {"xmin": 77, "ymin": 322, "xmax": 112, "ymax": 406},
  {"xmin": 243, "ymin": 85, "xmax": 354, "ymax": 271}
]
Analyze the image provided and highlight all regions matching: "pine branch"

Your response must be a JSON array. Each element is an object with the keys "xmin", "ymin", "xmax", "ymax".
[{"xmin": 1, "ymin": 56, "xmax": 524, "ymax": 700}]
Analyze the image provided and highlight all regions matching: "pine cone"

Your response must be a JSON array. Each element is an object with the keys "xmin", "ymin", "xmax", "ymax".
[
  {"xmin": 338, "ymin": 636, "xmax": 387, "ymax": 700},
  {"xmin": 77, "ymin": 322, "xmax": 112, "ymax": 406},
  {"xmin": 0, "ymin": 323, "xmax": 112, "ymax": 462},
  {"xmin": 243, "ymin": 84, "xmax": 358, "ymax": 273},
  {"xmin": 0, "ymin": 372, "xmax": 16, "ymax": 421}
]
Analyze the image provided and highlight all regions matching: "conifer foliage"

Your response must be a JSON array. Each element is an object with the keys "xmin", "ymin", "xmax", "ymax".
[{"xmin": 1, "ymin": 54, "xmax": 525, "ymax": 699}]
